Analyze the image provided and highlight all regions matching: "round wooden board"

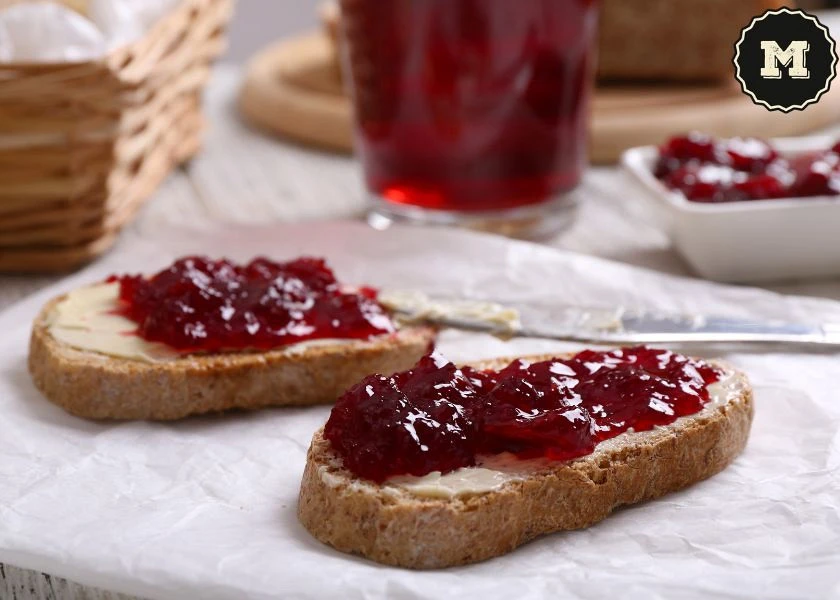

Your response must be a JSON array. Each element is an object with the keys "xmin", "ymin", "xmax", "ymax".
[{"xmin": 239, "ymin": 33, "xmax": 840, "ymax": 164}]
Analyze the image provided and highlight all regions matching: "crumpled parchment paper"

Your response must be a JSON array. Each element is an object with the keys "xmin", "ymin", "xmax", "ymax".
[{"xmin": 1, "ymin": 221, "xmax": 838, "ymax": 600}]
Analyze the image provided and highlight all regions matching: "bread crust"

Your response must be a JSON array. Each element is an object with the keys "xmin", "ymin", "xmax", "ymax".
[
  {"xmin": 28, "ymin": 296, "xmax": 435, "ymax": 420},
  {"xmin": 298, "ymin": 355, "xmax": 753, "ymax": 569}
]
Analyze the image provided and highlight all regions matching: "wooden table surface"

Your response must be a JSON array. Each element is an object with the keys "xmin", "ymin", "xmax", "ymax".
[{"xmin": 3, "ymin": 64, "xmax": 840, "ymax": 599}]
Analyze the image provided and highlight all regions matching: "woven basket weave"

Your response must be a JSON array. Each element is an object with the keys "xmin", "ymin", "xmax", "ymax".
[{"xmin": 0, "ymin": 0, "xmax": 232, "ymax": 272}]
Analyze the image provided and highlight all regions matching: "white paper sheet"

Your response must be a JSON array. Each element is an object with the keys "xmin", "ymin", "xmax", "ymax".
[{"xmin": 1, "ymin": 221, "xmax": 839, "ymax": 599}]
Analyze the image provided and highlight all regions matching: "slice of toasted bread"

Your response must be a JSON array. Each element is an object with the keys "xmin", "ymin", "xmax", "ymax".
[
  {"xmin": 298, "ymin": 355, "xmax": 753, "ymax": 569},
  {"xmin": 28, "ymin": 295, "xmax": 435, "ymax": 421}
]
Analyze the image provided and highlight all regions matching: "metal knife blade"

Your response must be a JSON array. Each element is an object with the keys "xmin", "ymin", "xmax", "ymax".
[{"xmin": 379, "ymin": 291, "xmax": 840, "ymax": 348}]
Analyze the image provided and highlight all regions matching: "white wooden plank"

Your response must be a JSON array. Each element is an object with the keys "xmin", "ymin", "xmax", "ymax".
[
  {"xmin": 186, "ymin": 67, "xmax": 366, "ymax": 223},
  {"xmin": 0, "ymin": 273, "xmax": 56, "ymax": 309},
  {"xmin": 133, "ymin": 170, "xmax": 218, "ymax": 231},
  {"xmin": 0, "ymin": 564, "xmax": 137, "ymax": 600}
]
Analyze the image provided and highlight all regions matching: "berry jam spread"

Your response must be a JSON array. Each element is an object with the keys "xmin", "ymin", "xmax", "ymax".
[
  {"xmin": 324, "ymin": 347, "xmax": 722, "ymax": 483},
  {"xmin": 107, "ymin": 256, "xmax": 395, "ymax": 353},
  {"xmin": 654, "ymin": 132, "xmax": 840, "ymax": 203}
]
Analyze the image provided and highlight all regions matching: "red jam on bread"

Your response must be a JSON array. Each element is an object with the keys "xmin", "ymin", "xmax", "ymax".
[
  {"xmin": 107, "ymin": 256, "xmax": 395, "ymax": 353},
  {"xmin": 324, "ymin": 347, "xmax": 722, "ymax": 482},
  {"xmin": 654, "ymin": 132, "xmax": 840, "ymax": 202}
]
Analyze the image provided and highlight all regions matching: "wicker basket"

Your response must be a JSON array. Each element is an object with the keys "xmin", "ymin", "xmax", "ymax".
[
  {"xmin": 0, "ymin": 0, "xmax": 233, "ymax": 272},
  {"xmin": 598, "ymin": 0, "xmax": 788, "ymax": 81}
]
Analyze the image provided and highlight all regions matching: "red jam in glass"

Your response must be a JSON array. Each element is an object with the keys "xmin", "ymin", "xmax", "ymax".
[
  {"xmin": 655, "ymin": 132, "xmax": 840, "ymax": 203},
  {"xmin": 339, "ymin": 0, "xmax": 599, "ymax": 212},
  {"xmin": 107, "ymin": 256, "xmax": 395, "ymax": 353},
  {"xmin": 324, "ymin": 347, "xmax": 722, "ymax": 482}
]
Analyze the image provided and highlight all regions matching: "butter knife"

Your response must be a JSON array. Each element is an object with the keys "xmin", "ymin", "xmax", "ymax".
[{"xmin": 379, "ymin": 291, "xmax": 840, "ymax": 348}]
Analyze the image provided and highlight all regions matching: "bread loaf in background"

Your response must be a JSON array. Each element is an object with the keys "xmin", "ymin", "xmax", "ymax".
[{"xmin": 598, "ymin": 0, "xmax": 790, "ymax": 81}]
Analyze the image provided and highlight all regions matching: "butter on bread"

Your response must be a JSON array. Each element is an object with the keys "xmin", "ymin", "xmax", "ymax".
[{"xmin": 28, "ymin": 293, "xmax": 435, "ymax": 420}]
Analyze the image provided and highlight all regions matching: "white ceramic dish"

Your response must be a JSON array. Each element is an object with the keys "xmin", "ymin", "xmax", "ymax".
[{"xmin": 621, "ymin": 136, "xmax": 840, "ymax": 283}]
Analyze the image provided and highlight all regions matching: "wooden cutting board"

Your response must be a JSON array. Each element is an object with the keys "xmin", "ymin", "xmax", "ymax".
[{"xmin": 239, "ymin": 32, "xmax": 840, "ymax": 164}]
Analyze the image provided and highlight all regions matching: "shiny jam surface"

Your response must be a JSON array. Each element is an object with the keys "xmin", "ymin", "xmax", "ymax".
[
  {"xmin": 107, "ymin": 256, "xmax": 395, "ymax": 353},
  {"xmin": 654, "ymin": 132, "xmax": 840, "ymax": 203},
  {"xmin": 324, "ymin": 346, "xmax": 722, "ymax": 482}
]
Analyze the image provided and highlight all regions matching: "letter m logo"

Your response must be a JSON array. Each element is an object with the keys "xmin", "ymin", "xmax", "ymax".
[{"xmin": 760, "ymin": 41, "xmax": 810, "ymax": 78}]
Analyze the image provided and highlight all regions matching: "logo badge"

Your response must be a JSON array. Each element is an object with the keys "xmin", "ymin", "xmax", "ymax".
[{"xmin": 734, "ymin": 8, "xmax": 837, "ymax": 112}]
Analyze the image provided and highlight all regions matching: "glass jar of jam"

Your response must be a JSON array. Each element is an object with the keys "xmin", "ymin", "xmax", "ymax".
[{"xmin": 339, "ymin": 0, "xmax": 600, "ymax": 238}]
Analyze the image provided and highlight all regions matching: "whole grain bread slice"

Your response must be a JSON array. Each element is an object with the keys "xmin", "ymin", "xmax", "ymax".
[
  {"xmin": 298, "ymin": 354, "xmax": 753, "ymax": 569},
  {"xmin": 28, "ymin": 295, "xmax": 435, "ymax": 420}
]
